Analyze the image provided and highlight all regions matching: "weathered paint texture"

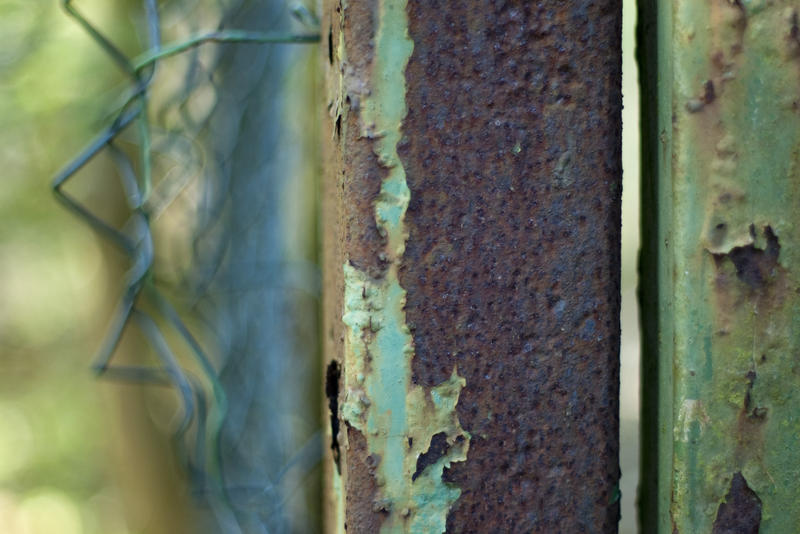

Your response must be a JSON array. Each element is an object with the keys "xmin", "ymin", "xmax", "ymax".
[
  {"xmin": 322, "ymin": 0, "xmax": 469, "ymax": 532},
  {"xmin": 341, "ymin": 265, "xmax": 470, "ymax": 533},
  {"xmin": 323, "ymin": 1, "xmax": 622, "ymax": 532},
  {"xmin": 639, "ymin": 0, "xmax": 800, "ymax": 532}
]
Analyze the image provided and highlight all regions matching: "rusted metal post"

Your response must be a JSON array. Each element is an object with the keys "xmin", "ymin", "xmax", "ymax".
[
  {"xmin": 322, "ymin": 1, "xmax": 622, "ymax": 532},
  {"xmin": 639, "ymin": 1, "xmax": 800, "ymax": 532}
]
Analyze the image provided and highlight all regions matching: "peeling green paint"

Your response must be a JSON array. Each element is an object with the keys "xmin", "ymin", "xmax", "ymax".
[
  {"xmin": 644, "ymin": 0, "xmax": 800, "ymax": 531},
  {"xmin": 335, "ymin": 1, "xmax": 470, "ymax": 532}
]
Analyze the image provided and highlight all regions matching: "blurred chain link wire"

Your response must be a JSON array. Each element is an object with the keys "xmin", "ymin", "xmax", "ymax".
[
  {"xmin": 54, "ymin": 0, "xmax": 321, "ymax": 531},
  {"xmin": 193, "ymin": 2, "xmax": 321, "ymax": 532}
]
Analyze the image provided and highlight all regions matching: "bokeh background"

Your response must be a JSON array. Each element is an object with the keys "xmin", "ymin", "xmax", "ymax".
[{"xmin": 0, "ymin": 0, "xmax": 641, "ymax": 532}]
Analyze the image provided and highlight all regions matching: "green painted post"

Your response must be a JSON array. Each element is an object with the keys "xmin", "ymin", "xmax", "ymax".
[{"xmin": 639, "ymin": 1, "xmax": 800, "ymax": 532}]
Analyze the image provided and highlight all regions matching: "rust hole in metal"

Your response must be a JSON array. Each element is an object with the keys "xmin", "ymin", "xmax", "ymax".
[
  {"xmin": 712, "ymin": 472, "xmax": 762, "ymax": 534},
  {"xmin": 326, "ymin": 360, "xmax": 342, "ymax": 473},
  {"xmin": 412, "ymin": 432, "xmax": 449, "ymax": 482},
  {"xmin": 713, "ymin": 225, "xmax": 780, "ymax": 289}
]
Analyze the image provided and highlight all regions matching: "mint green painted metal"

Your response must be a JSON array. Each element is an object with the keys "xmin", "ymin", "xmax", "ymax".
[
  {"xmin": 640, "ymin": 1, "xmax": 800, "ymax": 531},
  {"xmin": 341, "ymin": 264, "xmax": 470, "ymax": 533},
  {"xmin": 322, "ymin": 1, "xmax": 470, "ymax": 532}
]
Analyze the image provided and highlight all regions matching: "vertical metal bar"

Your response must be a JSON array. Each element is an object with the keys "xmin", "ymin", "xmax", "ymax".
[
  {"xmin": 640, "ymin": 1, "xmax": 800, "ymax": 532},
  {"xmin": 323, "ymin": 1, "xmax": 622, "ymax": 532}
]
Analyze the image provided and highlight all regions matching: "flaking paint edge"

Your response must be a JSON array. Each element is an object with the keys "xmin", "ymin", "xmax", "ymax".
[
  {"xmin": 337, "ymin": 1, "xmax": 470, "ymax": 532},
  {"xmin": 665, "ymin": 1, "xmax": 800, "ymax": 532}
]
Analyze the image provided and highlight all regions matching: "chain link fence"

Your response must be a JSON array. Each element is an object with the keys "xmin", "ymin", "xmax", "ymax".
[{"xmin": 53, "ymin": 1, "xmax": 321, "ymax": 531}]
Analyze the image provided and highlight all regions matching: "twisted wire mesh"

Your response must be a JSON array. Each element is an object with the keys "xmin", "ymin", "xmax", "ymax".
[
  {"xmin": 52, "ymin": 0, "xmax": 321, "ymax": 531},
  {"xmin": 192, "ymin": 2, "xmax": 321, "ymax": 532}
]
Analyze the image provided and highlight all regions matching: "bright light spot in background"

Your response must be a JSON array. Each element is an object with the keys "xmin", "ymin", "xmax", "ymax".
[
  {"xmin": 19, "ymin": 490, "xmax": 83, "ymax": 534},
  {"xmin": 0, "ymin": 492, "xmax": 26, "ymax": 533}
]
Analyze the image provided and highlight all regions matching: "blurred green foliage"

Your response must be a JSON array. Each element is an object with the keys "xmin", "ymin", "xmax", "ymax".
[
  {"xmin": 0, "ymin": 1, "xmax": 195, "ymax": 532},
  {"xmin": 1, "ymin": 0, "xmax": 322, "ymax": 531}
]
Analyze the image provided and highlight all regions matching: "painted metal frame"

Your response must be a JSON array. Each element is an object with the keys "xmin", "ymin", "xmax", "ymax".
[{"xmin": 639, "ymin": 1, "xmax": 800, "ymax": 532}]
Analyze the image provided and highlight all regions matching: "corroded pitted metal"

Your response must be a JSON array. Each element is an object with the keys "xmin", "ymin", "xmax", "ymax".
[
  {"xmin": 639, "ymin": 1, "xmax": 800, "ymax": 532},
  {"xmin": 323, "ymin": 1, "xmax": 622, "ymax": 532},
  {"xmin": 399, "ymin": 2, "xmax": 622, "ymax": 532}
]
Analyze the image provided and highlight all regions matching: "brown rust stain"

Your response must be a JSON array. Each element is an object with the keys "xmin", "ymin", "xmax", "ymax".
[
  {"xmin": 711, "ymin": 473, "xmax": 762, "ymax": 534},
  {"xmin": 335, "ymin": 0, "xmax": 389, "ymax": 528},
  {"xmin": 344, "ymin": 425, "xmax": 387, "ymax": 532},
  {"xmin": 711, "ymin": 224, "xmax": 788, "ymax": 341},
  {"xmin": 398, "ymin": 1, "xmax": 622, "ymax": 531},
  {"xmin": 322, "ymin": 0, "xmax": 388, "ymax": 530},
  {"xmin": 341, "ymin": 110, "xmax": 387, "ymax": 279},
  {"xmin": 709, "ymin": 227, "xmax": 779, "ymax": 497},
  {"xmin": 339, "ymin": 0, "xmax": 387, "ymax": 279},
  {"xmin": 684, "ymin": 2, "xmax": 745, "ymax": 121}
]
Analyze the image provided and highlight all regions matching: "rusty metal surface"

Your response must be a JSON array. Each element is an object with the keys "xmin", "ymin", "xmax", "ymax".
[
  {"xmin": 400, "ymin": 0, "xmax": 621, "ymax": 532},
  {"xmin": 344, "ymin": 425, "xmax": 385, "ymax": 533},
  {"xmin": 712, "ymin": 473, "xmax": 761, "ymax": 534},
  {"xmin": 322, "ymin": 1, "xmax": 622, "ymax": 532},
  {"xmin": 321, "ymin": 0, "xmax": 388, "ymax": 529},
  {"xmin": 398, "ymin": 1, "xmax": 622, "ymax": 531}
]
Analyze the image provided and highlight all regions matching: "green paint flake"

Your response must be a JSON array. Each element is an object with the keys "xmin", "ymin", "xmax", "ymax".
[
  {"xmin": 337, "ymin": 1, "xmax": 469, "ymax": 532},
  {"xmin": 342, "ymin": 259, "xmax": 470, "ymax": 534}
]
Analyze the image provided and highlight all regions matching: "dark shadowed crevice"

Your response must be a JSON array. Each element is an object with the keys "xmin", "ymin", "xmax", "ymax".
[
  {"xmin": 326, "ymin": 360, "xmax": 342, "ymax": 473},
  {"xmin": 328, "ymin": 26, "xmax": 334, "ymax": 65}
]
